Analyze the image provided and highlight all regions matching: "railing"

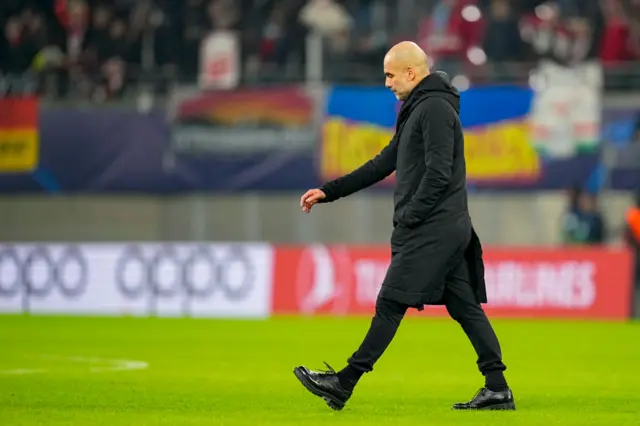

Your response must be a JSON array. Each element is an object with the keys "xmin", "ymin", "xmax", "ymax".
[{"xmin": 3, "ymin": 44, "xmax": 640, "ymax": 105}]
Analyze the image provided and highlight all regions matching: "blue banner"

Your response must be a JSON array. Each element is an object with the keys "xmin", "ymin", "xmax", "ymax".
[{"xmin": 319, "ymin": 85, "xmax": 607, "ymax": 189}]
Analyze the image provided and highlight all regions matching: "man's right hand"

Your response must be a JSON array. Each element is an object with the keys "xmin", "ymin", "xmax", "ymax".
[{"xmin": 300, "ymin": 189, "xmax": 326, "ymax": 213}]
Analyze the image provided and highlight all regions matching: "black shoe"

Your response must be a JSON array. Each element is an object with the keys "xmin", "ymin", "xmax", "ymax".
[
  {"xmin": 293, "ymin": 362, "xmax": 352, "ymax": 410},
  {"xmin": 453, "ymin": 387, "xmax": 516, "ymax": 410}
]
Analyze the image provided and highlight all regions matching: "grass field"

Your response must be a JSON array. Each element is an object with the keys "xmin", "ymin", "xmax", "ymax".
[{"xmin": 1, "ymin": 315, "xmax": 639, "ymax": 426}]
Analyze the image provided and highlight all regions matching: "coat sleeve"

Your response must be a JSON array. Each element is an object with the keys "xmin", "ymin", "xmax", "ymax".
[
  {"xmin": 400, "ymin": 98, "xmax": 455, "ymax": 227},
  {"xmin": 319, "ymin": 136, "xmax": 398, "ymax": 202}
]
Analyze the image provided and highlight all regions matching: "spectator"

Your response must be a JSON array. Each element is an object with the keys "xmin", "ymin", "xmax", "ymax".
[
  {"xmin": 84, "ymin": 5, "xmax": 114, "ymax": 64},
  {"xmin": 624, "ymin": 191, "xmax": 640, "ymax": 309},
  {"xmin": 181, "ymin": 0, "xmax": 209, "ymax": 77},
  {"xmin": 600, "ymin": 0, "xmax": 636, "ymax": 64},
  {"xmin": 258, "ymin": 4, "xmax": 290, "ymax": 68},
  {"xmin": 95, "ymin": 18, "xmax": 131, "ymax": 99},
  {"xmin": 55, "ymin": 0, "xmax": 90, "ymax": 64},
  {"xmin": 561, "ymin": 189, "xmax": 607, "ymax": 245},
  {"xmin": 1, "ymin": 16, "xmax": 38, "ymax": 74},
  {"xmin": 416, "ymin": 0, "xmax": 482, "ymax": 74},
  {"xmin": 622, "ymin": 0, "xmax": 640, "ymax": 59},
  {"xmin": 482, "ymin": 0, "xmax": 523, "ymax": 62},
  {"xmin": 348, "ymin": 0, "xmax": 390, "ymax": 68},
  {"xmin": 299, "ymin": 0, "xmax": 352, "ymax": 52}
]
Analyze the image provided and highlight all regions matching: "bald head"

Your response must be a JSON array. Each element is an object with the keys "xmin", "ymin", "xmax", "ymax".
[
  {"xmin": 385, "ymin": 42, "xmax": 429, "ymax": 74},
  {"xmin": 383, "ymin": 41, "xmax": 430, "ymax": 101}
]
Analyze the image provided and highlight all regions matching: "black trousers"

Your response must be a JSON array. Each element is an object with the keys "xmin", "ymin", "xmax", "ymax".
[{"xmin": 346, "ymin": 258, "xmax": 507, "ymax": 377}]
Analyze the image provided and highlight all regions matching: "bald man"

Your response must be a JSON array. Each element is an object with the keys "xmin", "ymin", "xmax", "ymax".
[{"xmin": 294, "ymin": 42, "xmax": 515, "ymax": 411}]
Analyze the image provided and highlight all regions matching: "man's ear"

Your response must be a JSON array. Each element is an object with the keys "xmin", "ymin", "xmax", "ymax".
[{"xmin": 407, "ymin": 67, "xmax": 415, "ymax": 81}]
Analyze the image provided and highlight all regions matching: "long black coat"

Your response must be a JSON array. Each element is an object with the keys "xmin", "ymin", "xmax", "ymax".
[{"xmin": 319, "ymin": 71, "xmax": 487, "ymax": 309}]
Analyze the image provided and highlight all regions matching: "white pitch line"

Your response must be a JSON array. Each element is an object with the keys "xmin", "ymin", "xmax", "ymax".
[
  {"xmin": 39, "ymin": 355, "xmax": 149, "ymax": 372},
  {"xmin": 90, "ymin": 359, "xmax": 148, "ymax": 372},
  {"xmin": 1, "ymin": 355, "xmax": 149, "ymax": 375},
  {"xmin": 0, "ymin": 368, "xmax": 44, "ymax": 375}
]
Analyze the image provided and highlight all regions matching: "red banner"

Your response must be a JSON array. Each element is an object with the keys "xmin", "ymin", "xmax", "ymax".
[
  {"xmin": 0, "ymin": 97, "xmax": 39, "ymax": 173},
  {"xmin": 272, "ymin": 245, "xmax": 634, "ymax": 320}
]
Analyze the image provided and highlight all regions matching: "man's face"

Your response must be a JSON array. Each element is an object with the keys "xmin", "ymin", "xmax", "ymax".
[{"xmin": 384, "ymin": 57, "xmax": 415, "ymax": 101}]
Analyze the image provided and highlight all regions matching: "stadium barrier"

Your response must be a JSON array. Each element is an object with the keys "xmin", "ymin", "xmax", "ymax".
[
  {"xmin": 0, "ymin": 243, "xmax": 634, "ymax": 320},
  {"xmin": 0, "ymin": 243, "xmax": 273, "ymax": 318}
]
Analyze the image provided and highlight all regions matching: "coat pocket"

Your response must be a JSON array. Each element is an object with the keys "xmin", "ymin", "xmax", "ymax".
[{"xmin": 390, "ymin": 224, "xmax": 412, "ymax": 247}]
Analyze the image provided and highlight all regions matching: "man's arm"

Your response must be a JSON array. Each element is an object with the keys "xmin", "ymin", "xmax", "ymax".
[
  {"xmin": 318, "ymin": 136, "xmax": 398, "ymax": 202},
  {"xmin": 400, "ymin": 98, "xmax": 454, "ymax": 227}
]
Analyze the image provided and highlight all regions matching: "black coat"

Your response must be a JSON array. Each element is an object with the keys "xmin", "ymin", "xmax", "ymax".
[{"xmin": 319, "ymin": 71, "xmax": 487, "ymax": 309}]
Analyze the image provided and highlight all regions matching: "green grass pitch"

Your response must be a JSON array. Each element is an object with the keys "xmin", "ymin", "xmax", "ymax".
[{"xmin": 1, "ymin": 314, "xmax": 639, "ymax": 425}]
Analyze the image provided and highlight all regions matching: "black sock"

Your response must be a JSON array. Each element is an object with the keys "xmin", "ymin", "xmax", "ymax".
[
  {"xmin": 337, "ymin": 365, "xmax": 363, "ymax": 391},
  {"xmin": 485, "ymin": 371, "xmax": 508, "ymax": 392}
]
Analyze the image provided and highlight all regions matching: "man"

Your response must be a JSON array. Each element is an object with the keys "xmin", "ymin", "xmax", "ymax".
[
  {"xmin": 293, "ymin": 41, "xmax": 515, "ymax": 411},
  {"xmin": 624, "ymin": 191, "xmax": 640, "ymax": 315},
  {"xmin": 561, "ymin": 190, "xmax": 607, "ymax": 245}
]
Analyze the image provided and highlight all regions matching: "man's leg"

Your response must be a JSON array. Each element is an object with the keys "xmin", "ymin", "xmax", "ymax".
[
  {"xmin": 293, "ymin": 294, "xmax": 409, "ymax": 410},
  {"xmin": 443, "ymin": 259, "xmax": 508, "ymax": 391},
  {"xmin": 338, "ymin": 294, "xmax": 409, "ymax": 390}
]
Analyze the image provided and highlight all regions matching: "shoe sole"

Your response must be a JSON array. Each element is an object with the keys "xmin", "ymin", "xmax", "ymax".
[
  {"xmin": 293, "ymin": 367, "xmax": 346, "ymax": 411},
  {"xmin": 453, "ymin": 401, "xmax": 516, "ymax": 411}
]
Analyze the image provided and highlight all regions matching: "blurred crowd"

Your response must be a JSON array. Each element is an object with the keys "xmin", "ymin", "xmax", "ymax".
[{"xmin": 1, "ymin": 0, "xmax": 640, "ymax": 99}]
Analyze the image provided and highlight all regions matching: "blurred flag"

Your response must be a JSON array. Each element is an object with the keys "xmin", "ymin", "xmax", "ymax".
[{"xmin": 0, "ymin": 97, "xmax": 39, "ymax": 173}]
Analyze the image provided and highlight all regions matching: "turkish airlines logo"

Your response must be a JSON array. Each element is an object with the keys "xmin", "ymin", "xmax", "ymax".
[
  {"xmin": 294, "ymin": 245, "xmax": 353, "ymax": 315},
  {"xmin": 293, "ymin": 246, "xmax": 390, "ymax": 315}
]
